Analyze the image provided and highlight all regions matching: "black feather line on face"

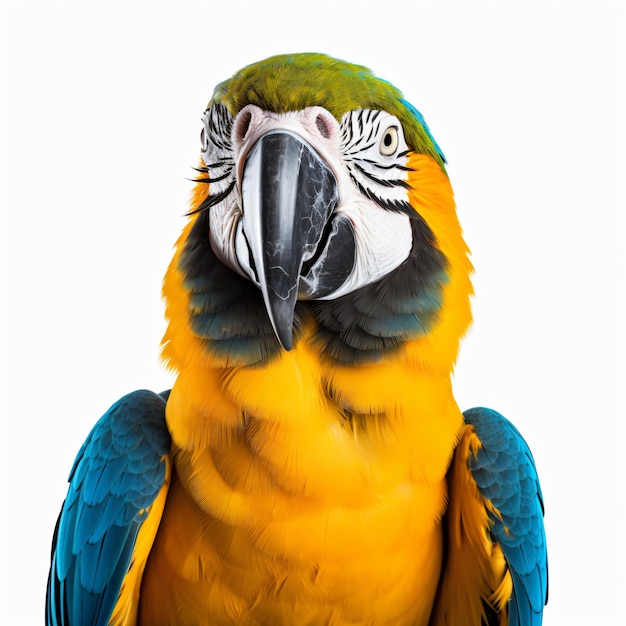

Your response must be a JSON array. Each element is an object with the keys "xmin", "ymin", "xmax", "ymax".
[
  {"xmin": 350, "ymin": 179, "xmax": 417, "ymax": 216},
  {"xmin": 350, "ymin": 162, "xmax": 411, "ymax": 189},
  {"xmin": 186, "ymin": 180, "xmax": 236, "ymax": 216},
  {"xmin": 309, "ymin": 214, "xmax": 449, "ymax": 364},
  {"xmin": 190, "ymin": 166, "xmax": 233, "ymax": 185},
  {"xmin": 355, "ymin": 158, "xmax": 413, "ymax": 172}
]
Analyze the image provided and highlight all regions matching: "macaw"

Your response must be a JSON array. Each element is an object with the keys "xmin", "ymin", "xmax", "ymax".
[{"xmin": 46, "ymin": 53, "xmax": 548, "ymax": 626}]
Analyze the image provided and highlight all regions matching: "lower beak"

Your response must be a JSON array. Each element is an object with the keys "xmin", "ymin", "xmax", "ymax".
[{"xmin": 241, "ymin": 130, "xmax": 339, "ymax": 350}]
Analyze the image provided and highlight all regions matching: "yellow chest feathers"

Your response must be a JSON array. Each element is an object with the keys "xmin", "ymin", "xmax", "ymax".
[{"xmin": 142, "ymin": 345, "xmax": 464, "ymax": 625}]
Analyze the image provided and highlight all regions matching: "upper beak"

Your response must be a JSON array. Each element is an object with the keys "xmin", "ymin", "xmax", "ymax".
[{"xmin": 240, "ymin": 129, "xmax": 339, "ymax": 350}]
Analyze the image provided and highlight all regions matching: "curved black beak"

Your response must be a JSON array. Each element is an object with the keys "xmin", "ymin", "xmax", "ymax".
[{"xmin": 241, "ymin": 130, "xmax": 339, "ymax": 350}]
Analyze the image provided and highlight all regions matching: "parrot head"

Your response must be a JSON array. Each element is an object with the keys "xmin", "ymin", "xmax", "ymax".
[{"xmin": 162, "ymin": 53, "xmax": 472, "ymax": 368}]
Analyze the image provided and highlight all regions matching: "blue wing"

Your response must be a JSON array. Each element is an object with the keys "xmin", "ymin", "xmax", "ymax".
[
  {"xmin": 46, "ymin": 389, "xmax": 171, "ymax": 626},
  {"xmin": 464, "ymin": 407, "xmax": 548, "ymax": 626}
]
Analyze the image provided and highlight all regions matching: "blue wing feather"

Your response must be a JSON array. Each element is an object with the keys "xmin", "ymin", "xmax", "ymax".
[
  {"xmin": 46, "ymin": 389, "xmax": 171, "ymax": 626},
  {"xmin": 464, "ymin": 407, "xmax": 548, "ymax": 626}
]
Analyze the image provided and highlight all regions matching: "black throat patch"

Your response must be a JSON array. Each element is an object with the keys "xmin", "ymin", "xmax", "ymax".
[{"xmin": 178, "ymin": 209, "xmax": 447, "ymax": 366}]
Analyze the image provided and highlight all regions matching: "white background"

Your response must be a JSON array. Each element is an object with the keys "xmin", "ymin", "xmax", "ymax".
[{"xmin": 2, "ymin": 1, "xmax": 624, "ymax": 624}]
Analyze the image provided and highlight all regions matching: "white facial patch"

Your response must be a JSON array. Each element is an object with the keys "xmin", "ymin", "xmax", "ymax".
[
  {"xmin": 200, "ymin": 103, "xmax": 415, "ymax": 300},
  {"xmin": 313, "ymin": 109, "xmax": 414, "ymax": 299},
  {"xmin": 320, "ymin": 192, "xmax": 412, "ymax": 299}
]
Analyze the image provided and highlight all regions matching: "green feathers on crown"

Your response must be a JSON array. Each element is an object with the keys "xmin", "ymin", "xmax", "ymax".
[{"xmin": 210, "ymin": 53, "xmax": 445, "ymax": 169}]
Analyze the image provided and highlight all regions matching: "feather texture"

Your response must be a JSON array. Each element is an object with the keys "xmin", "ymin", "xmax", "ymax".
[
  {"xmin": 46, "ymin": 52, "xmax": 546, "ymax": 626},
  {"xmin": 431, "ymin": 409, "xmax": 548, "ymax": 626},
  {"xmin": 46, "ymin": 391, "xmax": 170, "ymax": 626}
]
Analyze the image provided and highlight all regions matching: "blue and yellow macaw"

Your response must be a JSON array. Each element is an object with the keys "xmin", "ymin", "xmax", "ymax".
[{"xmin": 46, "ymin": 53, "xmax": 548, "ymax": 625}]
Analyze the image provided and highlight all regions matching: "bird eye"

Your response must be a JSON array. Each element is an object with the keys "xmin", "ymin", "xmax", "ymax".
[{"xmin": 379, "ymin": 126, "xmax": 399, "ymax": 156}]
